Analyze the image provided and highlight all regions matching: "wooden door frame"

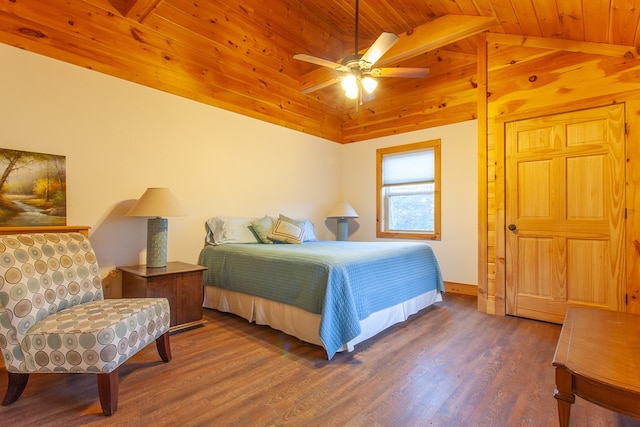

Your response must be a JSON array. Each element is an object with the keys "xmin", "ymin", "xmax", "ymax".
[
  {"xmin": 625, "ymin": 99, "xmax": 640, "ymax": 314},
  {"xmin": 490, "ymin": 98, "xmax": 636, "ymax": 317}
]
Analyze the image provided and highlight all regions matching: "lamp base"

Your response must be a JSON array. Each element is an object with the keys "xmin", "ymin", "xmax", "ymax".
[
  {"xmin": 336, "ymin": 218, "xmax": 349, "ymax": 241},
  {"xmin": 147, "ymin": 217, "xmax": 167, "ymax": 268}
]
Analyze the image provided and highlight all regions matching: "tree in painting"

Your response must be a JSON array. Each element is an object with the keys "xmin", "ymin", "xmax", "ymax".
[{"xmin": 0, "ymin": 149, "xmax": 66, "ymax": 226}]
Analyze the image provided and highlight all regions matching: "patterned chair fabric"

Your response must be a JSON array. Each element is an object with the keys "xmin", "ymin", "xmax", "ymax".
[{"xmin": 0, "ymin": 232, "xmax": 172, "ymax": 415}]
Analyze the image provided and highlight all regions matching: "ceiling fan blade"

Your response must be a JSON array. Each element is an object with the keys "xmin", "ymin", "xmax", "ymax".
[
  {"xmin": 293, "ymin": 54, "xmax": 346, "ymax": 70},
  {"xmin": 370, "ymin": 67, "xmax": 430, "ymax": 78},
  {"xmin": 360, "ymin": 32, "xmax": 400, "ymax": 66},
  {"xmin": 300, "ymin": 77, "xmax": 341, "ymax": 94}
]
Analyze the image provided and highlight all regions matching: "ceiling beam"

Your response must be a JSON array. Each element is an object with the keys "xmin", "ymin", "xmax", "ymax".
[
  {"xmin": 297, "ymin": 14, "xmax": 497, "ymax": 93},
  {"xmin": 487, "ymin": 33, "xmax": 639, "ymax": 59},
  {"xmin": 376, "ymin": 15, "xmax": 497, "ymax": 66},
  {"xmin": 107, "ymin": 0, "xmax": 163, "ymax": 23}
]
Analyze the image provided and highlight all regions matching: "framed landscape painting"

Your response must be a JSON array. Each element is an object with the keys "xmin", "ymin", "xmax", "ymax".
[{"xmin": 0, "ymin": 148, "xmax": 66, "ymax": 226}]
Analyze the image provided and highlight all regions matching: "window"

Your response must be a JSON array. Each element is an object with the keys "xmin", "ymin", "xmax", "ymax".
[{"xmin": 376, "ymin": 139, "xmax": 441, "ymax": 240}]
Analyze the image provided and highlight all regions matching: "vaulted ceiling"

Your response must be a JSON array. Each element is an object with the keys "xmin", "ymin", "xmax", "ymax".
[{"xmin": 1, "ymin": 1, "xmax": 639, "ymax": 143}]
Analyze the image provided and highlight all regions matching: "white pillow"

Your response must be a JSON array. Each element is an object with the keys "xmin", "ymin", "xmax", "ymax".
[
  {"xmin": 268, "ymin": 219, "xmax": 304, "ymax": 244},
  {"xmin": 300, "ymin": 219, "xmax": 318, "ymax": 242},
  {"xmin": 205, "ymin": 216, "xmax": 260, "ymax": 245}
]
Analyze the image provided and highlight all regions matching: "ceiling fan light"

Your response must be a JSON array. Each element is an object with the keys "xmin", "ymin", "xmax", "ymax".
[
  {"xmin": 341, "ymin": 75, "xmax": 357, "ymax": 91},
  {"xmin": 345, "ymin": 86, "xmax": 358, "ymax": 99},
  {"xmin": 342, "ymin": 74, "xmax": 358, "ymax": 98},
  {"xmin": 362, "ymin": 76, "xmax": 378, "ymax": 93}
]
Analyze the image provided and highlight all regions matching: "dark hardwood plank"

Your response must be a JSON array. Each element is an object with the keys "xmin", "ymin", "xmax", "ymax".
[{"xmin": 0, "ymin": 294, "xmax": 638, "ymax": 426}]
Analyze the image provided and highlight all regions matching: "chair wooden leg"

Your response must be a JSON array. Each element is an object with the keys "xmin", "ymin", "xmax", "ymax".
[
  {"xmin": 97, "ymin": 369, "xmax": 119, "ymax": 416},
  {"xmin": 2, "ymin": 372, "xmax": 29, "ymax": 406},
  {"xmin": 156, "ymin": 331, "xmax": 172, "ymax": 362}
]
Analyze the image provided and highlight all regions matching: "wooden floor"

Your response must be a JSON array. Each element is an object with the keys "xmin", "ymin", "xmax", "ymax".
[{"xmin": 1, "ymin": 293, "xmax": 639, "ymax": 426}]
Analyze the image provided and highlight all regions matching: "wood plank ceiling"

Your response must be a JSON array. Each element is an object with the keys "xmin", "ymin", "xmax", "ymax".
[{"xmin": 1, "ymin": 0, "xmax": 639, "ymax": 143}]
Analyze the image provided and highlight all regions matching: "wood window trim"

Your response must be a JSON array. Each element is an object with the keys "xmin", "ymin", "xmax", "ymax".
[{"xmin": 376, "ymin": 139, "xmax": 442, "ymax": 240}]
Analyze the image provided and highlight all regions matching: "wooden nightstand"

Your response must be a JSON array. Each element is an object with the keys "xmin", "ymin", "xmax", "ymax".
[{"xmin": 120, "ymin": 261, "xmax": 207, "ymax": 333}]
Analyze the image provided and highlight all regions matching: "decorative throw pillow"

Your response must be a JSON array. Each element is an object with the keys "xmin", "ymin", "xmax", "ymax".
[
  {"xmin": 279, "ymin": 214, "xmax": 317, "ymax": 241},
  {"xmin": 278, "ymin": 213, "xmax": 305, "ymax": 227},
  {"xmin": 268, "ymin": 219, "xmax": 304, "ymax": 244},
  {"xmin": 250, "ymin": 215, "xmax": 275, "ymax": 244}
]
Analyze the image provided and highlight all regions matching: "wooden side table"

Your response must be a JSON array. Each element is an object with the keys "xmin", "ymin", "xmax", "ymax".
[
  {"xmin": 120, "ymin": 261, "xmax": 207, "ymax": 333},
  {"xmin": 552, "ymin": 307, "xmax": 640, "ymax": 426}
]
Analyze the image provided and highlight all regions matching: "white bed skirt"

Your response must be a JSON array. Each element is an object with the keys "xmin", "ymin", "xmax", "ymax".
[{"xmin": 203, "ymin": 286, "xmax": 443, "ymax": 355}]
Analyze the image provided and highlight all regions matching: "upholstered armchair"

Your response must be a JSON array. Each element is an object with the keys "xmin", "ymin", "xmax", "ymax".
[{"xmin": 0, "ymin": 232, "xmax": 172, "ymax": 416}]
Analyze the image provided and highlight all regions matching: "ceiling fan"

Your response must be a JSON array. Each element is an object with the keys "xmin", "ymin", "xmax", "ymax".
[{"xmin": 293, "ymin": 0, "xmax": 430, "ymax": 112}]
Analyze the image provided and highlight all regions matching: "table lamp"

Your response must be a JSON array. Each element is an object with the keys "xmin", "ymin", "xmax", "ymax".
[
  {"xmin": 327, "ymin": 201, "xmax": 359, "ymax": 241},
  {"xmin": 127, "ymin": 187, "xmax": 186, "ymax": 268}
]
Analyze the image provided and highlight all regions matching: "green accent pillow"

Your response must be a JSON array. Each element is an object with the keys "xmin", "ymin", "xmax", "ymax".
[{"xmin": 250, "ymin": 215, "xmax": 275, "ymax": 244}]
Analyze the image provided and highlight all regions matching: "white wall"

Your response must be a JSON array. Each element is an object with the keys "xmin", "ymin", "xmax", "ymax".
[
  {"xmin": 1, "ymin": 44, "xmax": 342, "ymax": 295},
  {"xmin": 342, "ymin": 121, "xmax": 479, "ymax": 286},
  {"xmin": 1, "ymin": 42, "xmax": 478, "ymax": 291}
]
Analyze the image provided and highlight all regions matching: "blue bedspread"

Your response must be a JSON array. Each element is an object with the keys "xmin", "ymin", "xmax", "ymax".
[{"xmin": 198, "ymin": 241, "xmax": 444, "ymax": 359}]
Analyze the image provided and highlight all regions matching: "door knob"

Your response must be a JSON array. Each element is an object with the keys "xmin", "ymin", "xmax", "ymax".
[{"xmin": 508, "ymin": 224, "xmax": 517, "ymax": 231}]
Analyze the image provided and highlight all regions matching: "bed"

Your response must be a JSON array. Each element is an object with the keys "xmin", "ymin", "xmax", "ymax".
[{"xmin": 198, "ymin": 216, "xmax": 444, "ymax": 359}]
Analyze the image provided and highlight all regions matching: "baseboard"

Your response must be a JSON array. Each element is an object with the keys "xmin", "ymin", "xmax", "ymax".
[{"xmin": 444, "ymin": 281, "xmax": 477, "ymax": 296}]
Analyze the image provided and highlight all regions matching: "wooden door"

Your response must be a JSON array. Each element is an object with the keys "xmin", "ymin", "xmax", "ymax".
[{"xmin": 505, "ymin": 104, "xmax": 626, "ymax": 323}]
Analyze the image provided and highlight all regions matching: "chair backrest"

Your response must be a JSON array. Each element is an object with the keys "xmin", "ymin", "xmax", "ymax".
[{"xmin": 0, "ymin": 233, "xmax": 104, "ymax": 372}]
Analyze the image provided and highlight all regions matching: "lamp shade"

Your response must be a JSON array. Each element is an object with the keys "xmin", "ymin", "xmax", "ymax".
[
  {"xmin": 326, "ymin": 201, "xmax": 359, "ymax": 219},
  {"xmin": 127, "ymin": 188, "xmax": 186, "ymax": 268},
  {"xmin": 126, "ymin": 187, "xmax": 187, "ymax": 217}
]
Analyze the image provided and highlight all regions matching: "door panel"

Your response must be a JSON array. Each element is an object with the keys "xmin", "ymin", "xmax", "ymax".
[
  {"xmin": 506, "ymin": 104, "xmax": 626, "ymax": 323},
  {"xmin": 567, "ymin": 239, "xmax": 607, "ymax": 303},
  {"xmin": 567, "ymin": 155, "xmax": 604, "ymax": 218},
  {"xmin": 518, "ymin": 236, "xmax": 553, "ymax": 297},
  {"xmin": 518, "ymin": 160, "xmax": 551, "ymax": 217}
]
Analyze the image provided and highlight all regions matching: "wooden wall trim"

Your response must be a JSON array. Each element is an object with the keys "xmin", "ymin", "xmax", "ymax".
[
  {"xmin": 493, "ymin": 117, "xmax": 506, "ymax": 316},
  {"xmin": 477, "ymin": 33, "xmax": 489, "ymax": 313},
  {"xmin": 445, "ymin": 281, "xmax": 478, "ymax": 296},
  {"xmin": 626, "ymin": 99, "xmax": 640, "ymax": 314}
]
